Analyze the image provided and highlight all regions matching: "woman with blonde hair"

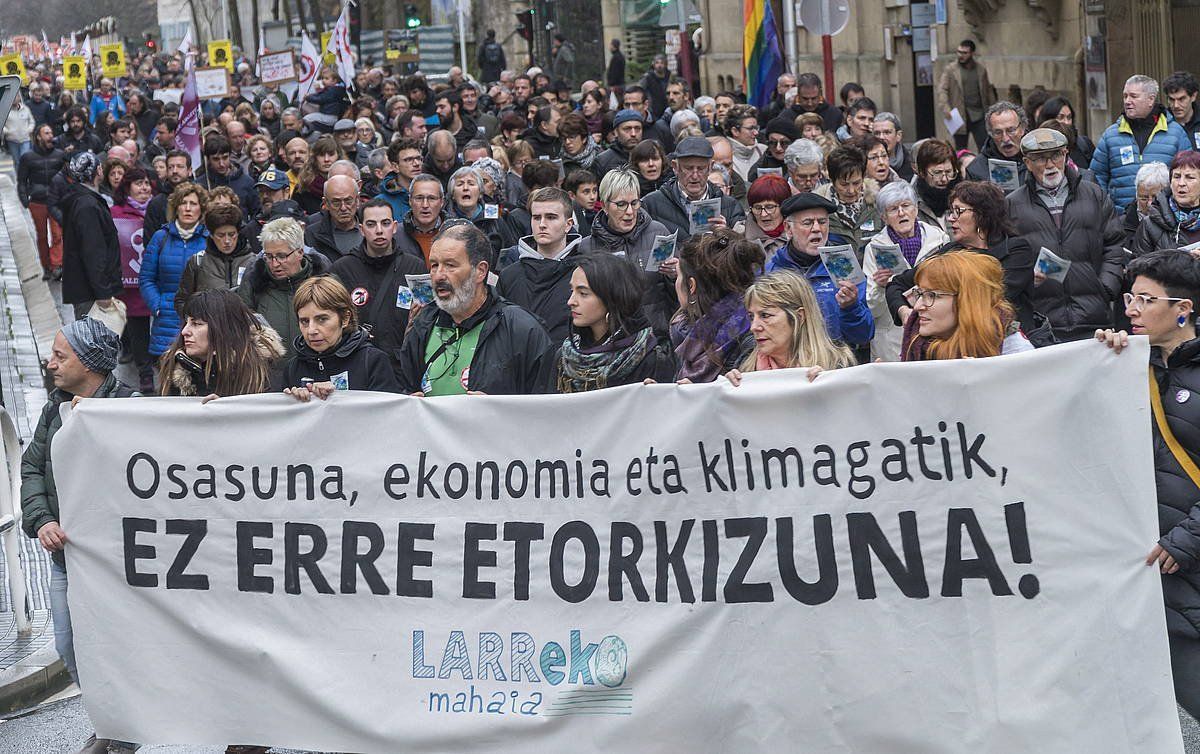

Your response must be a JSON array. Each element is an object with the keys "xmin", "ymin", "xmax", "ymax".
[
  {"xmin": 725, "ymin": 271, "xmax": 856, "ymax": 385},
  {"xmin": 901, "ymin": 251, "xmax": 1032, "ymax": 360}
]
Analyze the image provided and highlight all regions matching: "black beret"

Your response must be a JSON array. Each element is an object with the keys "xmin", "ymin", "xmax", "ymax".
[{"xmin": 780, "ymin": 192, "xmax": 837, "ymax": 217}]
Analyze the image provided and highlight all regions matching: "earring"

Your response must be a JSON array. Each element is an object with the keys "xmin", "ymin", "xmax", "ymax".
[{"xmin": 1179, "ymin": 315, "xmax": 1189, "ymax": 328}]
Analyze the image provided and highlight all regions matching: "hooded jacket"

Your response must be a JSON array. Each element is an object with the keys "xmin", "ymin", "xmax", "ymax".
[
  {"xmin": 21, "ymin": 373, "xmax": 137, "ymax": 566},
  {"xmin": 1133, "ymin": 188, "xmax": 1200, "ymax": 257},
  {"xmin": 965, "ymin": 138, "xmax": 1029, "ymax": 190},
  {"xmin": 194, "ymin": 161, "xmax": 262, "ymax": 217},
  {"xmin": 17, "ymin": 142, "xmax": 66, "ymax": 206},
  {"xmin": 1007, "ymin": 167, "xmax": 1125, "ymax": 340},
  {"xmin": 375, "ymin": 173, "xmax": 413, "ymax": 222},
  {"xmin": 396, "ymin": 290, "xmax": 552, "ymax": 395},
  {"xmin": 523, "ymin": 127, "xmax": 561, "ymax": 160},
  {"xmin": 1148, "ymin": 338, "xmax": 1200, "ymax": 638},
  {"xmin": 1091, "ymin": 106, "xmax": 1190, "ymax": 211},
  {"xmin": 497, "ymin": 235, "xmax": 584, "ymax": 342},
  {"xmin": 140, "ymin": 221, "xmax": 211, "ymax": 355},
  {"xmin": 164, "ymin": 323, "xmax": 286, "ymax": 396},
  {"xmin": 282, "ymin": 328, "xmax": 401, "ymax": 393},
  {"xmin": 640, "ymin": 179, "xmax": 746, "ymax": 239},
  {"xmin": 175, "ymin": 234, "xmax": 256, "ymax": 320},
  {"xmin": 236, "ymin": 251, "xmax": 334, "ymax": 357},
  {"xmin": 60, "ymin": 182, "xmax": 123, "ymax": 306},
  {"xmin": 330, "ymin": 243, "xmax": 429, "ymax": 362}
]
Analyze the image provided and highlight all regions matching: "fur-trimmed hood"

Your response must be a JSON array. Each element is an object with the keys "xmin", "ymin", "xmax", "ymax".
[{"xmin": 168, "ymin": 322, "xmax": 286, "ymax": 396}]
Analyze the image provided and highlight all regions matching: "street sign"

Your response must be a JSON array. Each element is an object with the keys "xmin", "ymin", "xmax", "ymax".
[
  {"xmin": 799, "ymin": 0, "xmax": 850, "ymax": 36},
  {"xmin": 0, "ymin": 76, "xmax": 22, "ymax": 134}
]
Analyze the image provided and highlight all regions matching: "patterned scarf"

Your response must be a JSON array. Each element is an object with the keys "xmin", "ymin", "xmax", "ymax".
[
  {"xmin": 675, "ymin": 293, "xmax": 752, "ymax": 382},
  {"xmin": 1171, "ymin": 196, "xmax": 1200, "ymax": 234},
  {"xmin": 833, "ymin": 194, "xmax": 862, "ymax": 228},
  {"xmin": 886, "ymin": 224, "xmax": 925, "ymax": 265},
  {"xmin": 557, "ymin": 327, "xmax": 655, "ymax": 393}
]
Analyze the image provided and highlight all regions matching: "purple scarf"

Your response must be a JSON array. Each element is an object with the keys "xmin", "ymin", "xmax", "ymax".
[
  {"xmin": 674, "ymin": 293, "xmax": 752, "ymax": 382},
  {"xmin": 887, "ymin": 224, "xmax": 924, "ymax": 266}
]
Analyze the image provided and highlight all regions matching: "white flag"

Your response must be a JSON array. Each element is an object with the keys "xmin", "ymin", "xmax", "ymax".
[
  {"xmin": 80, "ymin": 35, "xmax": 92, "ymax": 67},
  {"xmin": 297, "ymin": 30, "xmax": 320, "ymax": 101},
  {"xmin": 254, "ymin": 25, "xmax": 267, "ymax": 77},
  {"xmin": 177, "ymin": 26, "xmax": 194, "ymax": 61},
  {"xmin": 329, "ymin": 3, "xmax": 356, "ymax": 91}
]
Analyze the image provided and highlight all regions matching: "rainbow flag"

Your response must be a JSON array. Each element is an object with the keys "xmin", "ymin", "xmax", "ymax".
[{"xmin": 743, "ymin": 0, "xmax": 786, "ymax": 111}]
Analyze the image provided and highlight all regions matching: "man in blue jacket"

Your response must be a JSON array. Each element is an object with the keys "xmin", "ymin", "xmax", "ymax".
[
  {"xmin": 764, "ymin": 192, "xmax": 874, "ymax": 348},
  {"xmin": 1090, "ymin": 74, "xmax": 1190, "ymax": 212}
]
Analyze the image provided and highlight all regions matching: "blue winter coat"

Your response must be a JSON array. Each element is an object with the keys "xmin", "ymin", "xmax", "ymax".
[
  {"xmin": 764, "ymin": 246, "xmax": 875, "ymax": 345},
  {"xmin": 140, "ymin": 222, "xmax": 210, "ymax": 356},
  {"xmin": 375, "ymin": 174, "xmax": 412, "ymax": 223},
  {"xmin": 1090, "ymin": 111, "xmax": 1189, "ymax": 211},
  {"xmin": 88, "ymin": 92, "xmax": 125, "ymax": 124}
]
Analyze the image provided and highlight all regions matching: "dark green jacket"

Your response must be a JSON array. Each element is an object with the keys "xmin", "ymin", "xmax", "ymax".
[
  {"xmin": 21, "ymin": 374, "xmax": 137, "ymax": 564},
  {"xmin": 236, "ymin": 251, "xmax": 333, "ymax": 357}
]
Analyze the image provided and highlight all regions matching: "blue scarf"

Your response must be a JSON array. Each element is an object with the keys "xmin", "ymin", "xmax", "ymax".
[{"xmin": 1171, "ymin": 196, "xmax": 1200, "ymax": 234}]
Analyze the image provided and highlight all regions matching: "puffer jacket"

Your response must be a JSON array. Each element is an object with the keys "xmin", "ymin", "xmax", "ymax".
[
  {"xmin": 16, "ymin": 142, "xmax": 65, "ymax": 206},
  {"xmin": 640, "ymin": 180, "xmax": 746, "ymax": 240},
  {"xmin": 140, "ymin": 222, "xmax": 210, "ymax": 355},
  {"xmin": 764, "ymin": 245, "xmax": 875, "ymax": 346},
  {"xmin": 236, "ymin": 251, "xmax": 334, "ymax": 357},
  {"xmin": 21, "ymin": 373, "xmax": 137, "ymax": 566},
  {"xmin": 3, "ymin": 103, "xmax": 34, "ymax": 145},
  {"xmin": 1007, "ymin": 168, "xmax": 1126, "ymax": 341},
  {"xmin": 577, "ymin": 209, "xmax": 671, "ymax": 268},
  {"xmin": 282, "ymin": 328, "xmax": 401, "ymax": 393},
  {"xmin": 1133, "ymin": 189, "xmax": 1200, "ymax": 257},
  {"xmin": 175, "ymin": 234, "xmax": 256, "ymax": 319},
  {"xmin": 1090, "ymin": 107, "xmax": 1190, "ymax": 211},
  {"xmin": 1149, "ymin": 338, "xmax": 1200, "ymax": 638}
]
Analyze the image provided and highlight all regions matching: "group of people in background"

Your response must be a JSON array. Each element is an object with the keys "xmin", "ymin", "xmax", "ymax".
[{"xmin": 6, "ymin": 31, "xmax": 1200, "ymax": 753}]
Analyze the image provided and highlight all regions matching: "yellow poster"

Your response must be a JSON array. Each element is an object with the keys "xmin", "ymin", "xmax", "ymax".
[
  {"xmin": 0, "ymin": 54, "xmax": 28, "ymax": 85},
  {"xmin": 63, "ymin": 56, "xmax": 88, "ymax": 90},
  {"xmin": 321, "ymin": 31, "xmax": 334, "ymax": 65},
  {"xmin": 385, "ymin": 49, "xmax": 400, "ymax": 61},
  {"xmin": 207, "ymin": 39, "xmax": 234, "ymax": 72},
  {"xmin": 100, "ymin": 43, "xmax": 126, "ymax": 78}
]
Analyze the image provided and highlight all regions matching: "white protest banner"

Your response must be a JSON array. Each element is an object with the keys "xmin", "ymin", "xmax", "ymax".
[{"xmin": 54, "ymin": 339, "xmax": 1183, "ymax": 752}]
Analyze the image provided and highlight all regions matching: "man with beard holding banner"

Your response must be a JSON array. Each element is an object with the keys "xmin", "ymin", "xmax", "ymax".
[{"xmin": 397, "ymin": 222, "xmax": 551, "ymax": 395}]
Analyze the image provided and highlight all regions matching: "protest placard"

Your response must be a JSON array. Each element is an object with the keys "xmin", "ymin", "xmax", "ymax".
[
  {"xmin": 258, "ymin": 49, "xmax": 296, "ymax": 84},
  {"xmin": 54, "ymin": 340, "xmax": 1183, "ymax": 752},
  {"xmin": 193, "ymin": 66, "xmax": 231, "ymax": 100}
]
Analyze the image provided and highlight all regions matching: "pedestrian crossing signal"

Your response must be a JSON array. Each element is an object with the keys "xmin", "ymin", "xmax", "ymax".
[{"xmin": 405, "ymin": 4, "xmax": 422, "ymax": 28}]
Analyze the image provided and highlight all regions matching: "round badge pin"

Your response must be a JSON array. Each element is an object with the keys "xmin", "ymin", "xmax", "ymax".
[{"xmin": 1178, "ymin": 389, "xmax": 1191, "ymax": 404}]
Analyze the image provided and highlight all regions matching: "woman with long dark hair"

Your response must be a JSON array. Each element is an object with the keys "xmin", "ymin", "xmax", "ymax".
[{"xmin": 159, "ymin": 289, "xmax": 284, "ymax": 399}]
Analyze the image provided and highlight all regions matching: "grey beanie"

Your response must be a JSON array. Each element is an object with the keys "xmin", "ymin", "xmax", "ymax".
[{"xmin": 62, "ymin": 317, "xmax": 121, "ymax": 374}]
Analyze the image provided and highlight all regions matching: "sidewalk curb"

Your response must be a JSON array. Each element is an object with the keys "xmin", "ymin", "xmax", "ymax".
[{"xmin": 0, "ymin": 645, "xmax": 68, "ymax": 717}]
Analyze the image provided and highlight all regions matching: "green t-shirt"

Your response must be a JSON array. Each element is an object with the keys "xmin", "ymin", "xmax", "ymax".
[{"xmin": 421, "ymin": 322, "xmax": 483, "ymax": 396}]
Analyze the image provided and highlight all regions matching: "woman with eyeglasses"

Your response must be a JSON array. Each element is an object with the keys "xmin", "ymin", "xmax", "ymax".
[
  {"xmin": 864, "ymin": 181, "xmax": 950, "ymax": 361},
  {"xmin": 899, "ymin": 251, "xmax": 1032, "ymax": 360},
  {"xmin": 1133, "ymin": 151, "xmax": 1200, "ymax": 257},
  {"xmin": 886, "ymin": 181, "xmax": 1037, "ymax": 340},
  {"xmin": 140, "ymin": 181, "xmax": 210, "ymax": 362},
  {"xmin": 1096, "ymin": 250, "xmax": 1200, "ymax": 722},
  {"xmin": 853, "ymin": 134, "xmax": 898, "ymax": 187},
  {"xmin": 913, "ymin": 139, "xmax": 960, "ymax": 231},
  {"xmin": 743, "ymin": 175, "xmax": 792, "ymax": 258},
  {"xmin": 579, "ymin": 169, "xmax": 672, "ymax": 268}
]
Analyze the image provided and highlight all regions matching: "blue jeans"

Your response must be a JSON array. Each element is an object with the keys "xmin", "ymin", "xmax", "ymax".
[
  {"xmin": 49, "ymin": 559, "xmax": 78, "ymax": 685},
  {"xmin": 6, "ymin": 140, "xmax": 30, "ymax": 165}
]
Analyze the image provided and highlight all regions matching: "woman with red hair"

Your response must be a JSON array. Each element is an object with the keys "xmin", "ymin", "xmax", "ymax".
[
  {"xmin": 901, "ymin": 251, "xmax": 1032, "ymax": 360},
  {"xmin": 743, "ymin": 174, "xmax": 791, "ymax": 257}
]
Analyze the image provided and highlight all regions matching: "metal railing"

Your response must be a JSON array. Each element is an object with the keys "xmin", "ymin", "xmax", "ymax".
[{"xmin": 0, "ymin": 405, "xmax": 29, "ymax": 636}]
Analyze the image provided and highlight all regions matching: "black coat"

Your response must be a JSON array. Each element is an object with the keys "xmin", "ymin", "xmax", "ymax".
[
  {"xmin": 496, "ymin": 236, "xmax": 583, "ymax": 342},
  {"xmin": 330, "ymin": 245, "xmax": 428, "ymax": 362},
  {"xmin": 965, "ymin": 139, "xmax": 1029, "ymax": 191},
  {"xmin": 885, "ymin": 238, "xmax": 1037, "ymax": 335},
  {"xmin": 1150, "ymin": 339, "xmax": 1200, "ymax": 638},
  {"xmin": 396, "ymin": 292, "xmax": 552, "ymax": 395},
  {"xmin": 17, "ymin": 143, "xmax": 66, "ymax": 205},
  {"xmin": 593, "ymin": 144, "xmax": 632, "ymax": 181},
  {"xmin": 304, "ymin": 210, "xmax": 361, "ymax": 264},
  {"xmin": 143, "ymin": 184, "xmax": 174, "ymax": 241},
  {"xmin": 640, "ymin": 180, "xmax": 746, "ymax": 239},
  {"xmin": 1133, "ymin": 189, "xmax": 1199, "ymax": 257},
  {"xmin": 606, "ymin": 50, "xmax": 626, "ymax": 87},
  {"xmin": 59, "ymin": 183, "xmax": 123, "ymax": 305},
  {"xmin": 282, "ymin": 329, "xmax": 401, "ymax": 393},
  {"xmin": 1006, "ymin": 169, "xmax": 1125, "ymax": 340},
  {"xmin": 55, "ymin": 129, "xmax": 103, "ymax": 156}
]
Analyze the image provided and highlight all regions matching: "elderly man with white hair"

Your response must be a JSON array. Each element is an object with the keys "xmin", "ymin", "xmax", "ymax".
[
  {"xmin": 782, "ymin": 138, "xmax": 826, "ymax": 195},
  {"xmin": 1090, "ymin": 74, "xmax": 1190, "ymax": 212},
  {"xmin": 1127, "ymin": 160, "xmax": 1171, "ymax": 237}
]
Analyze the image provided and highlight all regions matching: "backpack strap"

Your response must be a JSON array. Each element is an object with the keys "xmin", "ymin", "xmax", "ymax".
[{"xmin": 1149, "ymin": 367, "xmax": 1200, "ymax": 490}]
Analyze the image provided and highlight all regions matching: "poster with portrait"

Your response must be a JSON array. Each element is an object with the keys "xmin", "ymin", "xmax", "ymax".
[
  {"xmin": 100, "ymin": 43, "xmax": 126, "ymax": 78},
  {"xmin": 207, "ymin": 40, "xmax": 234, "ymax": 72},
  {"xmin": 63, "ymin": 56, "xmax": 88, "ymax": 90},
  {"xmin": 0, "ymin": 54, "xmax": 28, "ymax": 85}
]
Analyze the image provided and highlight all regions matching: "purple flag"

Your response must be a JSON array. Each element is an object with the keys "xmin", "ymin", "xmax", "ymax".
[{"xmin": 175, "ymin": 64, "xmax": 201, "ymax": 174}]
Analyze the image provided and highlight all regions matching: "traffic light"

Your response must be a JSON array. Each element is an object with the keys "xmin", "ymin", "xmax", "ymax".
[
  {"xmin": 515, "ymin": 9, "xmax": 534, "ymax": 41},
  {"xmin": 144, "ymin": 33, "xmax": 157, "ymax": 51},
  {"xmin": 404, "ymin": 4, "xmax": 422, "ymax": 29}
]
